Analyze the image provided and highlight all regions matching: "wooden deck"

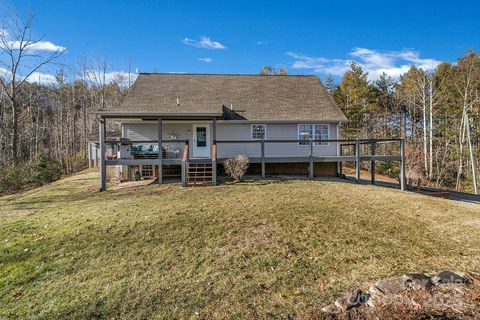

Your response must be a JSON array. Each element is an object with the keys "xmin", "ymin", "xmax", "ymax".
[{"xmin": 100, "ymin": 139, "xmax": 405, "ymax": 190}]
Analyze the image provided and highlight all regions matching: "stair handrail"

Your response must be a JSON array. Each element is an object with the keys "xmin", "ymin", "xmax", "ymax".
[
  {"xmin": 182, "ymin": 139, "xmax": 189, "ymax": 161},
  {"xmin": 212, "ymin": 142, "xmax": 217, "ymax": 161},
  {"xmin": 212, "ymin": 141, "xmax": 217, "ymax": 186},
  {"xmin": 181, "ymin": 140, "xmax": 189, "ymax": 187}
]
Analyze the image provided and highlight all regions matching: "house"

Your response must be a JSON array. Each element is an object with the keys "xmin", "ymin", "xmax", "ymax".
[{"xmin": 92, "ymin": 73, "xmax": 355, "ymax": 190}]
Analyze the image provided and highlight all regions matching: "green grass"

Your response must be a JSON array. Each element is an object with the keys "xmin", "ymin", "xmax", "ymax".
[{"xmin": 1, "ymin": 171, "xmax": 479, "ymax": 319}]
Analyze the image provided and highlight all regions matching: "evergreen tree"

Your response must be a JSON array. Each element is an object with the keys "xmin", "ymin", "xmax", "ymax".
[
  {"xmin": 333, "ymin": 62, "xmax": 376, "ymax": 138},
  {"xmin": 324, "ymin": 74, "xmax": 336, "ymax": 93}
]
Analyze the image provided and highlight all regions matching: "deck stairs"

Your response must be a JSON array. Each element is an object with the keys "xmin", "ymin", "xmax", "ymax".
[{"xmin": 187, "ymin": 161, "xmax": 214, "ymax": 186}]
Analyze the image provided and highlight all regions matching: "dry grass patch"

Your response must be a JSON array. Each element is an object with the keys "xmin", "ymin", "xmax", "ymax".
[{"xmin": 1, "ymin": 171, "xmax": 479, "ymax": 319}]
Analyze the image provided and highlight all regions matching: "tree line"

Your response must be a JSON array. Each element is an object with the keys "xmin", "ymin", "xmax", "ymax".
[
  {"xmin": 328, "ymin": 51, "xmax": 480, "ymax": 193},
  {"xmin": 0, "ymin": 14, "xmax": 128, "ymax": 193}
]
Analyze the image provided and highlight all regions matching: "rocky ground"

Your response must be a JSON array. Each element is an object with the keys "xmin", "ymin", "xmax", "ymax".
[{"xmin": 321, "ymin": 271, "xmax": 480, "ymax": 320}]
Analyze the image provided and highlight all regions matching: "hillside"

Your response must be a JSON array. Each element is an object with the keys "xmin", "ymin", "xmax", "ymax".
[{"xmin": 1, "ymin": 171, "xmax": 479, "ymax": 319}]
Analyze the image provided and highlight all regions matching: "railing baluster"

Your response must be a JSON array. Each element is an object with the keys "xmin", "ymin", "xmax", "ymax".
[
  {"xmin": 371, "ymin": 140, "xmax": 376, "ymax": 185},
  {"xmin": 309, "ymin": 139, "xmax": 314, "ymax": 180},
  {"xmin": 355, "ymin": 139, "xmax": 360, "ymax": 183},
  {"xmin": 400, "ymin": 139, "xmax": 406, "ymax": 191},
  {"xmin": 261, "ymin": 139, "xmax": 265, "ymax": 178}
]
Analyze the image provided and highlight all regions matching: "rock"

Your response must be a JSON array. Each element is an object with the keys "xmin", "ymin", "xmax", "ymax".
[
  {"xmin": 373, "ymin": 275, "xmax": 412, "ymax": 294},
  {"xmin": 334, "ymin": 289, "xmax": 370, "ymax": 312},
  {"xmin": 321, "ymin": 303, "xmax": 340, "ymax": 314},
  {"xmin": 407, "ymin": 273, "xmax": 435, "ymax": 290},
  {"xmin": 432, "ymin": 271, "xmax": 470, "ymax": 285}
]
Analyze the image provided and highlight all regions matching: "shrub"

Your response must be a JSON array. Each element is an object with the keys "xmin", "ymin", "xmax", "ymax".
[
  {"xmin": 224, "ymin": 155, "xmax": 249, "ymax": 182},
  {"xmin": 33, "ymin": 152, "xmax": 62, "ymax": 183},
  {"xmin": 0, "ymin": 165, "xmax": 31, "ymax": 194}
]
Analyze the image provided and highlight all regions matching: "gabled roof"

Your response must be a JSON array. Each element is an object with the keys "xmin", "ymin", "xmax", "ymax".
[{"xmin": 96, "ymin": 73, "xmax": 347, "ymax": 122}]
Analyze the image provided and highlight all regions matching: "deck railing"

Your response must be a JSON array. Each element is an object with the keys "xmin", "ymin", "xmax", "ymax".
[
  {"xmin": 104, "ymin": 140, "xmax": 187, "ymax": 162},
  {"xmin": 215, "ymin": 138, "xmax": 405, "ymax": 190},
  {"xmin": 101, "ymin": 137, "xmax": 405, "ymax": 190}
]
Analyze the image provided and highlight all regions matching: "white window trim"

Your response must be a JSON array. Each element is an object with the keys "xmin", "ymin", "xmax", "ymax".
[
  {"xmin": 297, "ymin": 124, "xmax": 330, "ymax": 146},
  {"xmin": 251, "ymin": 124, "xmax": 267, "ymax": 140}
]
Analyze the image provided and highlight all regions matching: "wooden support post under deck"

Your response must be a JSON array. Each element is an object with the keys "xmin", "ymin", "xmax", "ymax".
[
  {"xmin": 157, "ymin": 118, "xmax": 162, "ymax": 184},
  {"xmin": 99, "ymin": 118, "xmax": 106, "ymax": 191},
  {"xmin": 181, "ymin": 159, "xmax": 186, "ymax": 187},
  {"xmin": 212, "ymin": 117, "xmax": 217, "ymax": 186},
  {"xmin": 261, "ymin": 139, "xmax": 265, "ymax": 178},
  {"xmin": 338, "ymin": 143, "xmax": 343, "ymax": 177},
  {"xmin": 400, "ymin": 139, "xmax": 406, "ymax": 191},
  {"xmin": 355, "ymin": 139, "xmax": 360, "ymax": 183},
  {"xmin": 371, "ymin": 141, "xmax": 376, "ymax": 185},
  {"xmin": 309, "ymin": 139, "xmax": 314, "ymax": 180}
]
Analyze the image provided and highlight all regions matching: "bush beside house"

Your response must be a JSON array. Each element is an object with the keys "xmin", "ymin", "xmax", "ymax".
[{"xmin": 224, "ymin": 155, "xmax": 250, "ymax": 182}]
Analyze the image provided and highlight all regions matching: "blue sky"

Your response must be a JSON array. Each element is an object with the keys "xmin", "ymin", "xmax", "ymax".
[{"xmin": 2, "ymin": 0, "xmax": 480, "ymax": 83}]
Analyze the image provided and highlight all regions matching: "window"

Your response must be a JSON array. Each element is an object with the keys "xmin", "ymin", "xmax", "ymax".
[
  {"xmin": 251, "ymin": 124, "xmax": 266, "ymax": 140},
  {"xmin": 315, "ymin": 124, "xmax": 329, "ymax": 145},
  {"xmin": 298, "ymin": 124, "xmax": 329, "ymax": 145},
  {"xmin": 196, "ymin": 127, "xmax": 207, "ymax": 147},
  {"xmin": 298, "ymin": 124, "xmax": 313, "ymax": 145},
  {"xmin": 141, "ymin": 165, "xmax": 154, "ymax": 177}
]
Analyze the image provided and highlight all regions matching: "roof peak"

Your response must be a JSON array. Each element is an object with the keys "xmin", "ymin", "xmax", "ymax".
[{"xmin": 139, "ymin": 72, "xmax": 317, "ymax": 77}]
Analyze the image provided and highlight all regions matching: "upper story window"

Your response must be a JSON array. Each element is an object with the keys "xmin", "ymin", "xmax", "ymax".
[
  {"xmin": 251, "ymin": 124, "xmax": 266, "ymax": 140},
  {"xmin": 298, "ymin": 124, "xmax": 329, "ymax": 145}
]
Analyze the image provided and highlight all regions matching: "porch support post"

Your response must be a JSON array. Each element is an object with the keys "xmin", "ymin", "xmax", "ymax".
[
  {"xmin": 338, "ymin": 144, "xmax": 343, "ymax": 177},
  {"xmin": 400, "ymin": 139, "xmax": 406, "ymax": 191},
  {"xmin": 336, "ymin": 123, "xmax": 341, "ymax": 176},
  {"xmin": 371, "ymin": 141, "xmax": 376, "ymax": 185},
  {"xmin": 309, "ymin": 139, "xmax": 314, "ymax": 180},
  {"xmin": 157, "ymin": 118, "xmax": 163, "ymax": 184},
  {"xmin": 87, "ymin": 142, "xmax": 92, "ymax": 168},
  {"xmin": 355, "ymin": 139, "xmax": 360, "ymax": 183},
  {"xmin": 212, "ymin": 117, "xmax": 217, "ymax": 186},
  {"xmin": 99, "ymin": 117, "xmax": 106, "ymax": 191},
  {"xmin": 261, "ymin": 138, "xmax": 265, "ymax": 178}
]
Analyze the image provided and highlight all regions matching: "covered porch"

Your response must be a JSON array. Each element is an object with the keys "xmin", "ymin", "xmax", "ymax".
[{"xmin": 97, "ymin": 113, "xmax": 220, "ymax": 190}]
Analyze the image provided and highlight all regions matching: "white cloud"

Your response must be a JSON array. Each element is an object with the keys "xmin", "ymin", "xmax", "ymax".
[
  {"xmin": 256, "ymin": 40, "xmax": 268, "ymax": 45},
  {"xmin": 0, "ymin": 67, "xmax": 58, "ymax": 85},
  {"xmin": 85, "ymin": 70, "xmax": 138, "ymax": 87},
  {"xmin": 1, "ymin": 39, "xmax": 66, "ymax": 52},
  {"xmin": 182, "ymin": 36, "xmax": 226, "ymax": 49},
  {"xmin": 26, "ymin": 71, "xmax": 57, "ymax": 85},
  {"xmin": 197, "ymin": 57, "xmax": 212, "ymax": 63},
  {"xmin": 0, "ymin": 28, "xmax": 8, "ymax": 38},
  {"xmin": 1, "ymin": 63, "xmax": 137, "ymax": 87},
  {"xmin": 27, "ymin": 41, "xmax": 66, "ymax": 52},
  {"xmin": 287, "ymin": 48, "xmax": 443, "ymax": 80}
]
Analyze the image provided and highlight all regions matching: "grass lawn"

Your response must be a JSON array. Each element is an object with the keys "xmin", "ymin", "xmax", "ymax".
[{"xmin": 1, "ymin": 171, "xmax": 480, "ymax": 319}]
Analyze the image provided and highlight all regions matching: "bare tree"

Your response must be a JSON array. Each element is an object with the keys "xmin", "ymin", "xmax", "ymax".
[
  {"xmin": 454, "ymin": 51, "xmax": 480, "ymax": 193},
  {"xmin": 0, "ymin": 12, "xmax": 65, "ymax": 161}
]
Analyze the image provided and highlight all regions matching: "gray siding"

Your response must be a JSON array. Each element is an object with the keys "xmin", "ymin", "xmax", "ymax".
[
  {"xmin": 216, "ymin": 123, "xmax": 338, "ymax": 158},
  {"xmin": 122, "ymin": 122, "xmax": 339, "ymax": 159}
]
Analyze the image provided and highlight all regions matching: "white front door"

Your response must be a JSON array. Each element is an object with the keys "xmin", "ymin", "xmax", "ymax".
[{"xmin": 192, "ymin": 124, "xmax": 211, "ymax": 158}]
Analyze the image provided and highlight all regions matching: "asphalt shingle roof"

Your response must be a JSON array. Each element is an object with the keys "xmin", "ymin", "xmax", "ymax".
[{"xmin": 100, "ymin": 73, "xmax": 347, "ymax": 122}]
